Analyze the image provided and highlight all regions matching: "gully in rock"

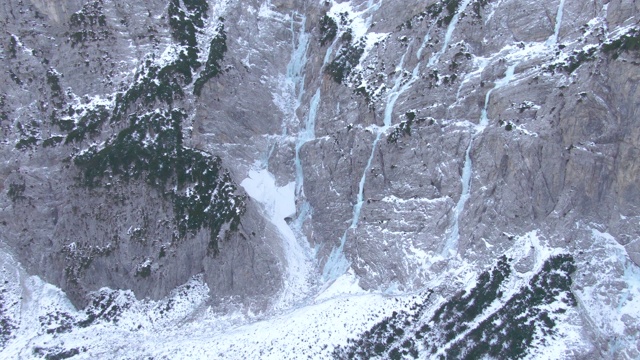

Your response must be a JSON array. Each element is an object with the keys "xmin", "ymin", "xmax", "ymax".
[
  {"xmin": 324, "ymin": 0, "xmax": 475, "ymax": 278},
  {"xmin": 443, "ymin": 64, "xmax": 517, "ymax": 256},
  {"xmin": 323, "ymin": 50, "xmax": 422, "ymax": 281},
  {"xmin": 443, "ymin": 0, "xmax": 564, "ymax": 256}
]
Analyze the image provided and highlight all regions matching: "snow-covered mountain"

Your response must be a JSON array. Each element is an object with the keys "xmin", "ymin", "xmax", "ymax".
[{"xmin": 1, "ymin": 0, "xmax": 639, "ymax": 358}]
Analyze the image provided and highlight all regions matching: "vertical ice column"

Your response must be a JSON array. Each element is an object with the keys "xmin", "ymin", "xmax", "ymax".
[
  {"xmin": 279, "ymin": 15, "xmax": 310, "ymax": 137},
  {"xmin": 294, "ymin": 31, "xmax": 344, "ymax": 282},
  {"xmin": 252, "ymin": 13, "xmax": 319, "ymax": 309},
  {"xmin": 322, "ymin": 53, "xmax": 421, "ymax": 282},
  {"xmin": 294, "ymin": 35, "xmax": 338, "ymax": 201},
  {"xmin": 323, "ymin": 0, "xmax": 483, "ymax": 276},
  {"xmin": 443, "ymin": 64, "xmax": 517, "ymax": 256},
  {"xmin": 295, "ymin": 89, "xmax": 320, "ymax": 197},
  {"xmin": 293, "ymin": 20, "xmax": 338, "ymax": 197},
  {"xmin": 547, "ymin": 0, "xmax": 566, "ymax": 46}
]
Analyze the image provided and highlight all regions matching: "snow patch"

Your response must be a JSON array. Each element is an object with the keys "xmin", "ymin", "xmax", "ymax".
[{"xmin": 241, "ymin": 168, "xmax": 314, "ymax": 309}]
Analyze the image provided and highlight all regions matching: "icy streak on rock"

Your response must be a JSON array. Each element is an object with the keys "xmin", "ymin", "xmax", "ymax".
[
  {"xmin": 450, "ymin": 57, "xmax": 490, "ymax": 112},
  {"xmin": 428, "ymin": 0, "xmax": 473, "ymax": 67},
  {"xmin": 484, "ymin": 0, "xmax": 504, "ymax": 24},
  {"xmin": 247, "ymin": 14, "xmax": 329, "ymax": 309},
  {"xmin": 281, "ymin": 12, "xmax": 326, "ymax": 196},
  {"xmin": 292, "ymin": 21, "xmax": 338, "ymax": 198},
  {"xmin": 294, "ymin": 89, "xmax": 320, "ymax": 197},
  {"xmin": 287, "ymin": 15, "xmax": 310, "ymax": 129},
  {"xmin": 288, "ymin": 16, "xmax": 344, "ymax": 291},
  {"xmin": 322, "ymin": 53, "xmax": 421, "ymax": 283},
  {"xmin": 547, "ymin": 0, "xmax": 566, "ymax": 46},
  {"xmin": 416, "ymin": 21, "xmax": 438, "ymax": 60},
  {"xmin": 443, "ymin": 64, "xmax": 517, "ymax": 256},
  {"xmin": 281, "ymin": 13, "xmax": 334, "ymax": 306},
  {"xmin": 268, "ymin": 12, "xmax": 308, "ymax": 175},
  {"xmin": 323, "ymin": 8, "xmax": 460, "ymax": 279}
]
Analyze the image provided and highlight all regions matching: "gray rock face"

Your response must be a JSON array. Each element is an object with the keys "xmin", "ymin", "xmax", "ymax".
[
  {"xmin": 0, "ymin": 0, "xmax": 286, "ymax": 308},
  {"xmin": 1, "ymin": 0, "xmax": 640, "ymax": 357}
]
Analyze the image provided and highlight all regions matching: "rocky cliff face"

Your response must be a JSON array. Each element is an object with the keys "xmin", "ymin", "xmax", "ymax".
[{"xmin": 1, "ymin": 0, "xmax": 639, "ymax": 358}]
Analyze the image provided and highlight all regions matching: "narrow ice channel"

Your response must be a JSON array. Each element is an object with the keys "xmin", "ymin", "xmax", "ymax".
[
  {"xmin": 294, "ymin": 89, "xmax": 320, "ymax": 196},
  {"xmin": 240, "ymin": 13, "xmax": 326, "ymax": 309},
  {"xmin": 428, "ymin": 0, "xmax": 473, "ymax": 67},
  {"xmin": 323, "ymin": 0, "xmax": 473, "ymax": 280},
  {"xmin": 442, "ymin": 64, "xmax": 517, "ymax": 256},
  {"xmin": 547, "ymin": 0, "xmax": 566, "ymax": 46},
  {"xmin": 322, "ymin": 54, "xmax": 421, "ymax": 282},
  {"xmin": 286, "ymin": 16, "xmax": 309, "ymax": 127}
]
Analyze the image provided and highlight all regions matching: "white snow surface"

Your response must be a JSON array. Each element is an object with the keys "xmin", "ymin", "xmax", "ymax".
[
  {"xmin": 2, "ymin": 229, "xmax": 639, "ymax": 358},
  {"xmin": 241, "ymin": 168, "xmax": 315, "ymax": 310},
  {"xmin": 0, "ymin": 244, "xmax": 409, "ymax": 359}
]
